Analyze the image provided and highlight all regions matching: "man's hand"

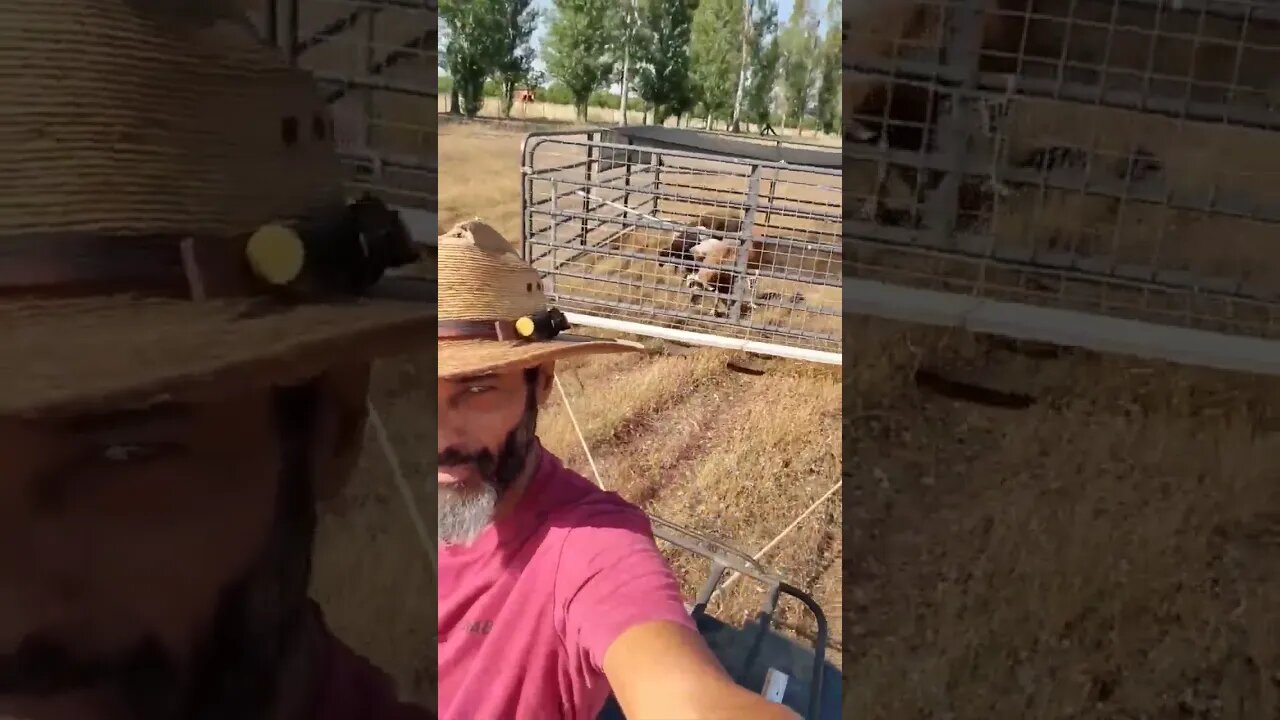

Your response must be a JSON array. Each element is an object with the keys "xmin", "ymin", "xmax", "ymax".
[{"xmin": 602, "ymin": 620, "xmax": 803, "ymax": 720}]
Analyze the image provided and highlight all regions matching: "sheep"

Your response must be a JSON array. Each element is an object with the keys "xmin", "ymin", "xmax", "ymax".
[
  {"xmin": 847, "ymin": 1, "xmax": 1023, "ymax": 219},
  {"xmin": 682, "ymin": 235, "xmax": 764, "ymax": 317},
  {"xmin": 656, "ymin": 208, "xmax": 744, "ymax": 272},
  {"xmin": 847, "ymin": 0, "xmax": 1165, "ymax": 227}
]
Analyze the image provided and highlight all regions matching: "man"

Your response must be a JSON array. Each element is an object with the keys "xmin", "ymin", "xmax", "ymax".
[
  {"xmin": 437, "ymin": 220, "xmax": 799, "ymax": 719},
  {"xmin": 0, "ymin": 2, "xmax": 436, "ymax": 718}
]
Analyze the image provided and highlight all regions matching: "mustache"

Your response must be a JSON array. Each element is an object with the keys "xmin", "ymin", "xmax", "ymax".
[
  {"xmin": 437, "ymin": 447, "xmax": 496, "ymax": 479},
  {"xmin": 0, "ymin": 634, "xmax": 177, "ymax": 700}
]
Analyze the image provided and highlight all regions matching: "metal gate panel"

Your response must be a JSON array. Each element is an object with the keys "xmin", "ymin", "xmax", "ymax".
[
  {"xmin": 522, "ymin": 129, "xmax": 842, "ymax": 363},
  {"xmin": 845, "ymin": 0, "xmax": 1280, "ymax": 374},
  {"xmin": 248, "ymin": 0, "xmax": 437, "ymax": 227}
]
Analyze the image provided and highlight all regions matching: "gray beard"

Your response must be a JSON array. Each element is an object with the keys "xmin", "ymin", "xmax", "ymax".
[{"xmin": 438, "ymin": 480, "xmax": 499, "ymax": 546}]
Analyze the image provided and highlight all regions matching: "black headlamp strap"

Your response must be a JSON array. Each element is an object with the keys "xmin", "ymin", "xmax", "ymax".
[
  {"xmin": 439, "ymin": 308, "xmax": 572, "ymax": 342},
  {"xmin": 0, "ymin": 194, "xmax": 420, "ymax": 302}
]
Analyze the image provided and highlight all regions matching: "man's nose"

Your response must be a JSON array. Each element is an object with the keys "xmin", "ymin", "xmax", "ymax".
[{"xmin": 436, "ymin": 405, "xmax": 471, "ymax": 456}]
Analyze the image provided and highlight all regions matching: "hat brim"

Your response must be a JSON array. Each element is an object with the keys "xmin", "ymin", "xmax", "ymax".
[
  {"xmin": 3, "ymin": 291, "xmax": 437, "ymax": 418},
  {"xmin": 438, "ymin": 333, "xmax": 644, "ymax": 379}
]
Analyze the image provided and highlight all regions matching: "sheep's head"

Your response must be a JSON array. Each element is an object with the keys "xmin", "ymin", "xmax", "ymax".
[
  {"xmin": 684, "ymin": 272, "xmax": 709, "ymax": 291},
  {"xmin": 658, "ymin": 228, "xmax": 701, "ymax": 270}
]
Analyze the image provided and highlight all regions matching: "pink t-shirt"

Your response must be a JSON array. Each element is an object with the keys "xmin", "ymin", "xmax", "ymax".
[
  {"xmin": 438, "ymin": 445, "xmax": 696, "ymax": 720},
  {"xmin": 306, "ymin": 603, "xmax": 435, "ymax": 719}
]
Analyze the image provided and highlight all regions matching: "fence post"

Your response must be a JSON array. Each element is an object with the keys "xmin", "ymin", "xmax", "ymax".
[
  {"xmin": 729, "ymin": 165, "xmax": 762, "ymax": 322},
  {"xmin": 283, "ymin": 0, "xmax": 299, "ymax": 64},
  {"xmin": 361, "ymin": 5, "xmax": 376, "ymax": 149},
  {"xmin": 926, "ymin": 0, "xmax": 985, "ymax": 247},
  {"xmin": 763, "ymin": 166, "xmax": 780, "ymax": 227},
  {"xmin": 581, "ymin": 134, "xmax": 595, "ymax": 246},
  {"xmin": 545, "ymin": 177, "xmax": 558, "ymax": 295},
  {"xmin": 652, "ymin": 155, "xmax": 664, "ymax": 217},
  {"xmin": 623, "ymin": 136, "xmax": 634, "ymax": 218},
  {"xmin": 264, "ymin": 0, "xmax": 277, "ymax": 47}
]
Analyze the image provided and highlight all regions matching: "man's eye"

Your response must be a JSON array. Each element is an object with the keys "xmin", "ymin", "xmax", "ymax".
[
  {"xmin": 466, "ymin": 385, "xmax": 493, "ymax": 394},
  {"xmin": 97, "ymin": 443, "xmax": 179, "ymax": 464}
]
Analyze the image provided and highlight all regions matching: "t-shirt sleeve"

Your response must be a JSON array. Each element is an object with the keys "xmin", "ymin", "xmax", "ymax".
[{"xmin": 554, "ymin": 506, "xmax": 698, "ymax": 672}]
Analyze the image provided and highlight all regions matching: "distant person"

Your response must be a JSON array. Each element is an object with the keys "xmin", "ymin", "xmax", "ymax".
[
  {"xmin": 760, "ymin": 121, "xmax": 779, "ymax": 136},
  {"xmin": 436, "ymin": 220, "xmax": 798, "ymax": 719},
  {"xmin": 0, "ymin": 1, "xmax": 436, "ymax": 719}
]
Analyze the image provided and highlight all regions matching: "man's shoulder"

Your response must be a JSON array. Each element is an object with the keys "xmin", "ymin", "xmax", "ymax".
[
  {"xmin": 311, "ymin": 610, "xmax": 435, "ymax": 720},
  {"xmin": 540, "ymin": 456, "xmax": 653, "ymax": 540}
]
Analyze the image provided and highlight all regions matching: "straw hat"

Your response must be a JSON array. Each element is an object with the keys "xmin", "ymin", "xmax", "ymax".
[
  {"xmin": 438, "ymin": 220, "xmax": 642, "ymax": 379},
  {"xmin": 0, "ymin": 0, "xmax": 437, "ymax": 418}
]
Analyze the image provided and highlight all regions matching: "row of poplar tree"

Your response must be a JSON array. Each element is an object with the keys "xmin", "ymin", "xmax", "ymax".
[{"xmin": 439, "ymin": 0, "xmax": 841, "ymax": 135}]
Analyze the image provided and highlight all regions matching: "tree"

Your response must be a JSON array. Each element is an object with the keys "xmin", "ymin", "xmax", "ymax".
[
  {"xmin": 438, "ymin": 25, "xmax": 460, "ymax": 114},
  {"xmin": 812, "ymin": 13, "xmax": 840, "ymax": 135},
  {"xmin": 545, "ymin": 0, "xmax": 621, "ymax": 122},
  {"xmin": 729, "ymin": 0, "xmax": 754, "ymax": 132},
  {"xmin": 440, "ymin": 0, "xmax": 504, "ymax": 117},
  {"xmin": 690, "ymin": 0, "xmax": 744, "ymax": 125},
  {"xmin": 744, "ymin": 0, "xmax": 780, "ymax": 131},
  {"xmin": 778, "ymin": 0, "xmax": 820, "ymax": 132},
  {"xmin": 616, "ymin": 0, "xmax": 642, "ymax": 125},
  {"xmin": 493, "ymin": 0, "xmax": 539, "ymax": 118},
  {"xmin": 633, "ymin": 0, "xmax": 695, "ymax": 125}
]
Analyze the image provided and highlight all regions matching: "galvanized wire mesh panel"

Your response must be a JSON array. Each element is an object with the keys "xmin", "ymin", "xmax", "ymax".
[
  {"xmin": 246, "ymin": 0, "xmax": 437, "ymax": 216},
  {"xmin": 522, "ymin": 129, "xmax": 842, "ymax": 360},
  {"xmin": 845, "ymin": 0, "xmax": 1280, "ymax": 373}
]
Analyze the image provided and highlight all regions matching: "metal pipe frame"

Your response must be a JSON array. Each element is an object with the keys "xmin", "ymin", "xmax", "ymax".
[{"xmin": 653, "ymin": 517, "xmax": 829, "ymax": 720}]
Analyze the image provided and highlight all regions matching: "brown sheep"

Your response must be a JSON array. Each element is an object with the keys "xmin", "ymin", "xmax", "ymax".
[
  {"xmin": 847, "ymin": 0, "xmax": 1028, "ymax": 223},
  {"xmin": 847, "ymin": 0, "xmax": 1023, "ymax": 152},
  {"xmin": 682, "ymin": 235, "xmax": 765, "ymax": 317},
  {"xmin": 656, "ymin": 207, "xmax": 745, "ymax": 271}
]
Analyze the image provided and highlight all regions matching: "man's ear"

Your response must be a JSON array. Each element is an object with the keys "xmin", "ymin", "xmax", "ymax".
[
  {"xmin": 536, "ymin": 361, "xmax": 556, "ymax": 406},
  {"xmin": 310, "ymin": 363, "xmax": 373, "ymax": 502}
]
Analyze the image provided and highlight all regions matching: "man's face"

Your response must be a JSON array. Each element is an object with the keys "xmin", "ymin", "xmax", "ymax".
[
  {"xmin": 0, "ymin": 388, "xmax": 309, "ymax": 720},
  {"xmin": 437, "ymin": 364, "xmax": 551, "ymax": 545}
]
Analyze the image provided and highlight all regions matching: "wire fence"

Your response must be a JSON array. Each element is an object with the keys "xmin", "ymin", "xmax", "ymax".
[
  {"xmin": 522, "ymin": 129, "xmax": 843, "ymax": 361},
  {"xmin": 845, "ymin": 0, "xmax": 1280, "ymax": 374},
  {"xmin": 247, "ymin": 0, "xmax": 437, "ymax": 217}
]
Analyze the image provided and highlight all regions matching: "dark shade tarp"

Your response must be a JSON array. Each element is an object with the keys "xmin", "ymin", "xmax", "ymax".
[{"xmin": 603, "ymin": 126, "xmax": 841, "ymax": 170}]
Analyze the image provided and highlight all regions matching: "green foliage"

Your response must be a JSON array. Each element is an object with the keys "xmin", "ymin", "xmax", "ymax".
[
  {"xmin": 744, "ymin": 0, "xmax": 781, "ymax": 128},
  {"xmin": 812, "ymin": 11, "xmax": 840, "ymax": 134},
  {"xmin": 778, "ymin": 0, "xmax": 820, "ymax": 126},
  {"xmin": 544, "ymin": 0, "xmax": 622, "ymax": 121},
  {"xmin": 440, "ymin": 0, "xmax": 505, "ymax": 116},
  {"xmin": 540, "ymin": 82, "xmax": 576, "ymax": 105},
  {"xmin": 493, "ymin": 0, "xmax": 539, "ymax": 117},
  {"xmin": 689, "ymin": 0, "xmax": 744, "ymax": 121},
  {"xmin": 632, "ymin": 0, "xmax": 696, "ymax": 124}
]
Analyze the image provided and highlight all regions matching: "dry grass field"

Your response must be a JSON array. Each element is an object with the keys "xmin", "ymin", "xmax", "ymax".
[
  {"xmin": 310, "ymin": 358, "xmax": 438, "ymax": 708},
  {"xmin": 438, "ymin": 117, "xmax": 844, "ymax": 662},
  {"xmin": 437, "ymin": 95, "xmax": 843, "ymax": 144},
  {"xmin": 846, "ymin": 101, "xmax": 1280, "ymax": 720},
  {"xmin": 844, "ymin": 316, "xmax": 1280, "ymax": 719},
  {"xmin": 846, "ymin": 4, "xmax": 1280, "ymax": 709}
]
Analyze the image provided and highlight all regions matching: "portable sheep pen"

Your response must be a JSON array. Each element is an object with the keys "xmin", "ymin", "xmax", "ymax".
[
  {"xmin": 846, "ymin": 0, "xmax": 1280, "ymax": 375},
  {"xmin": 521, "ymin": 126, "xmax": 843, "ymax": 366}
]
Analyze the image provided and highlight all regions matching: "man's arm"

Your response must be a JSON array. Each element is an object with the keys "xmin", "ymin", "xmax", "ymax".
[
  {"xmin": 557, "ymin": 509, "xmax": 800, "ymax": 720},
  {"xmin": 602, "ymin": 620, "xmax": 801, "ymax": 720}
]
